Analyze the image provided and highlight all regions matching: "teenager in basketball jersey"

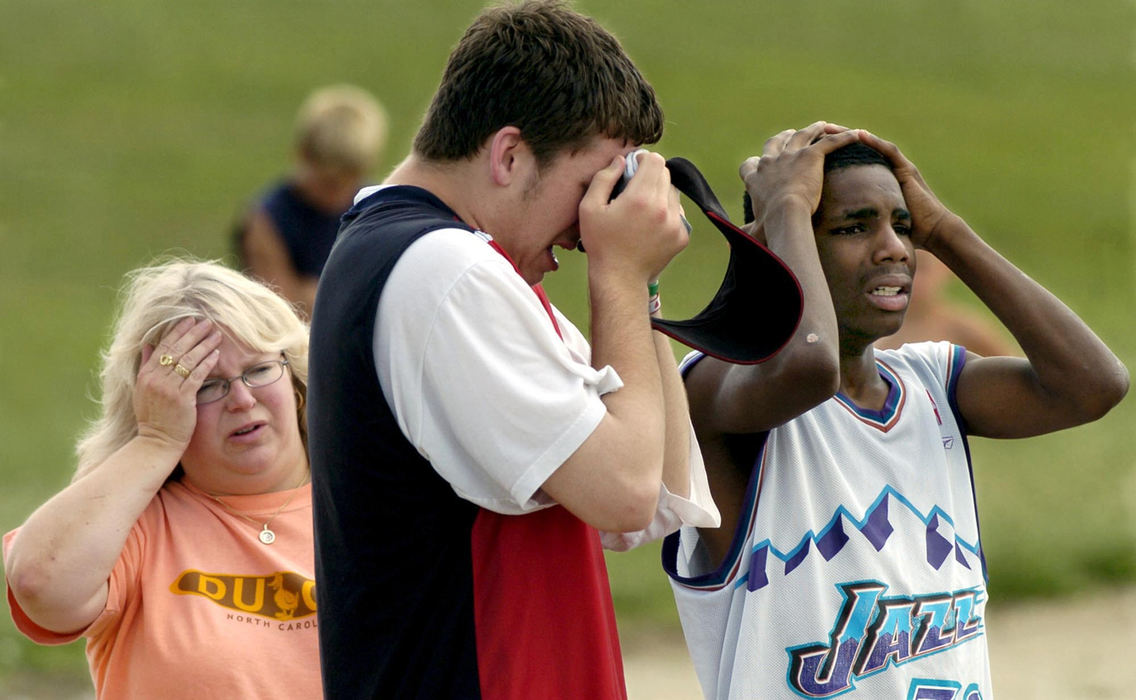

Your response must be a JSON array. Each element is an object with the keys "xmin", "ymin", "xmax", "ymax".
[{"xmin": 664, "ymin": 126, "xmax": 1128, "ymax": 698}]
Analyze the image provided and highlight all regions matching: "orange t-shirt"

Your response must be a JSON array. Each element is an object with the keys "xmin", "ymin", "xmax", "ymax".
[{"xmin": 4, "ymin": 481, "xmax": 320, "ymax": 698}]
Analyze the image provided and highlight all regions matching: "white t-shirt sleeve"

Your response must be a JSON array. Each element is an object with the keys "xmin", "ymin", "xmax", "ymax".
[
  {"xmin": 375, "ymin": 228, "xmax": 618, "ymax": 514},
  {"xmin": 600, "ymin": 426, "xmax": 721, "ymax": 551}
]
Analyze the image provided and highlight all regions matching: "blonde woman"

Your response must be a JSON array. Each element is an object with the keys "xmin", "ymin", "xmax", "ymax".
[{"xmin": 4, "ymin": 259, "xmax": 319, "ymax": 698}]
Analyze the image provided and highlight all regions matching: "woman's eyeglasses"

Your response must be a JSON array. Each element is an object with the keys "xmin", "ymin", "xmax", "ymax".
[{"xmin": 196, "ymin": 358, "xmax": 290, "ymax": 405}]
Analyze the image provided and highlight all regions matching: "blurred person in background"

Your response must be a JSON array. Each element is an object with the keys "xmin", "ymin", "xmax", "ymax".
[
  {"xmin": 235, "ymin": 84, "xmax": 388, "ymax": 317},
  {"xmin": 3, "ymin": 259, "xmax": 320, "ymax": 698}
]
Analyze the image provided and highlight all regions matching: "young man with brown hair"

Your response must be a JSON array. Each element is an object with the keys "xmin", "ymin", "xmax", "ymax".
[{"xmin": 307, "ymin": 2, "xmax": 722, "ymax": 697}]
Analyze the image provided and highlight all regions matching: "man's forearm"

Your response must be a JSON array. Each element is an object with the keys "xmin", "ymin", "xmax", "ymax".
[{"xmin": 653, "ymin": 329, "xmax": 691, "ymax": 498}]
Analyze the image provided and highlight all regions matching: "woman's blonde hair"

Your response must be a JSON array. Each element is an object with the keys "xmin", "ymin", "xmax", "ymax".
[{"xmin": 74, "ymin": 258, "xmax": 309, "ymax": 481}]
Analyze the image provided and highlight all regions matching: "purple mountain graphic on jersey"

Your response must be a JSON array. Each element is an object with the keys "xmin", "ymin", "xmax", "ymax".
[{"xmin": 745, "ymin": 486, "xmax": 984, "ymax": 592}]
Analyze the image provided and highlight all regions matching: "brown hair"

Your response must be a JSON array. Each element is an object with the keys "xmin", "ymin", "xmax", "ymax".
[{"xmin": 413, "ymin": 0, "xmax": 663, "ymax": 167}]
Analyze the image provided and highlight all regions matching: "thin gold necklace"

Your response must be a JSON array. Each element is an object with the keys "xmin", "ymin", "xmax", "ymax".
[{"xmin": 206, "ymin": 472, "xmax": 309, "ymax": 545}]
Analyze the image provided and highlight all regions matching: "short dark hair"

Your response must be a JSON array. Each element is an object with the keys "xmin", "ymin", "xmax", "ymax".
[
  {"xmin": 822, "ymin": 142, "xmax": 890, "ymax": 174},
  {"xmin": 413, "ymin": 0, "xmax": 664, "ymax": 167},
  {"xmin": 743, "ymin": 142, "xmax": 891, "ymax": 224}
]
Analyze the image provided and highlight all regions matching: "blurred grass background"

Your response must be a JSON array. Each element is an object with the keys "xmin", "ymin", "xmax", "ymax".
[{"xmin": 1, "ymin": 0, "xmax": 1132, "ymax": 688}]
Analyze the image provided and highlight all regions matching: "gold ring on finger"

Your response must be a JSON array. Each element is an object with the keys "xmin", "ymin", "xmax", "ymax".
[
  {"xmin": 159, "ymin": 354, "xmax": 176, "ymax": 367},
  {"xmin": 174, "ymin": 363, "xmax": 191, "ymax": 378}
]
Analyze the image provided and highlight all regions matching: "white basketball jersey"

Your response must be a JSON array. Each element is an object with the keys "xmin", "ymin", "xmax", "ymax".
[{"xmin": 666, "ymin": 342, "xmax": 993, "ymax": 699}]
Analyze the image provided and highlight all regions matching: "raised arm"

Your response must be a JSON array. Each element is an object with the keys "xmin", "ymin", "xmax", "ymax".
[
  {"xmin": 653, "ymin": 308, "xmax": 692, "ymax": 500},
  {"xmin": 685, "ymin": 123, "xmax": 860, "ymax": 439},
  {"xmin": 4, "ymin": 320, "xmax": 220, "ymax": 633},
  {"xmin": 542, "ymin": 152, "xmax": 691, "ymax": 532},
  {"xmin": 683, "ymin": 123, "xmax": 857, "ymax": 564},
  {"xmin": 861, "ymin": 131, "xmax": 1128, "ymax": 437}
]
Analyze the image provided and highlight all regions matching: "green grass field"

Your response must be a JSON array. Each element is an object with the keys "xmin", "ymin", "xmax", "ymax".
[{"xmin": 1, "ymin": 0, "xmax": 1132, "ymax": 685}]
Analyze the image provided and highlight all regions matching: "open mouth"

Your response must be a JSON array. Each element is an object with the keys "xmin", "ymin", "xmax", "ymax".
[
  {"xmin": 867, "ymin": 284, "xmax": 909, "ymax": 312},
  {"xmin": 231, "ymin": 424, "xmax": 263, "ymax": 437}
]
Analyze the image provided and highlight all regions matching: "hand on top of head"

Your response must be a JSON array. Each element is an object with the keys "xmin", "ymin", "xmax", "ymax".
[
  {"xmin": 134, "ymin": 318, "xmax": 222, "ymax": 451},
  {"xmin": 857, "ymin": 130, "xmax": 954, "ymax": 252},
  {"xmin": 579, "ymin": 149, "xmax": 689, "ymax": 285},
  {"xmin": 740, "ymin": 122, "xmax": 861, "ymax": 228}
]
